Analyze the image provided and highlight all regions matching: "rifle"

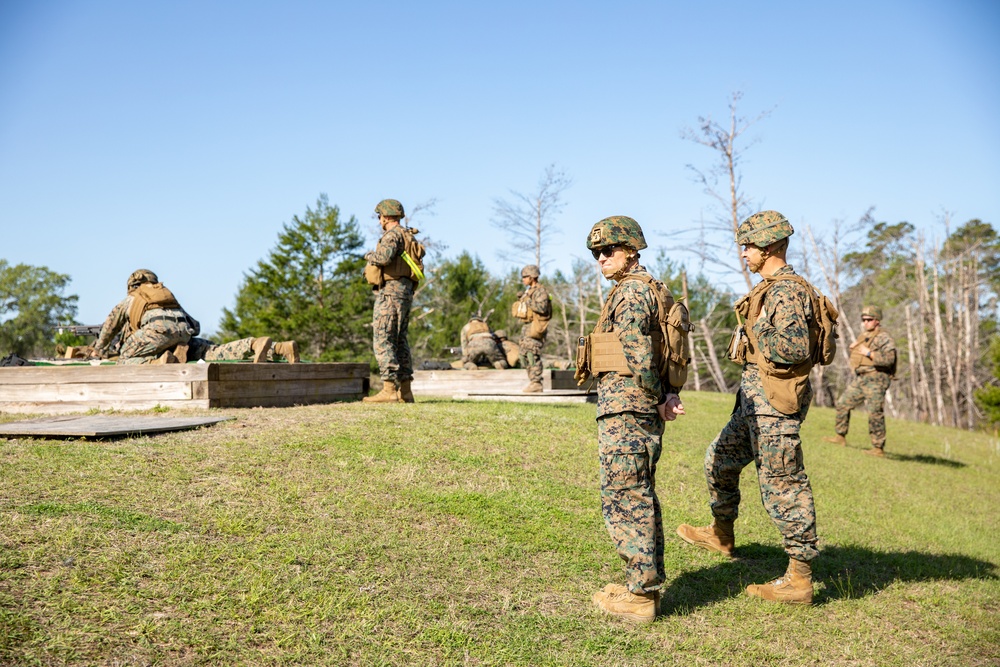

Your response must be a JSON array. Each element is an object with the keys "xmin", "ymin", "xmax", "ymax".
[{"xmin": 52, "ymin": 325, "xmax": 103, "ymax": 337}]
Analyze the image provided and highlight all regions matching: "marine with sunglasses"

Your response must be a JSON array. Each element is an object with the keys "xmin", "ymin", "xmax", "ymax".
[
  {"xmin": 584, "ymin": 216, "xmax": 685, "ymax": 623},
  {"xmin": 823, "ymin": 305, "xmax": 897, "ymax": 456}
]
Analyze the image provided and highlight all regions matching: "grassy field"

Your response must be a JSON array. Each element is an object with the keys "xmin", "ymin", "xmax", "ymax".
[{"xmin": 1, "ymin": 391, "xmax": 997, "ymax": 666}]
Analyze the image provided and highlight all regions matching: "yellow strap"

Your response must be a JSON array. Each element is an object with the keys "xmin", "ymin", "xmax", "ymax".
[{"xmin": 402, "ymin": 252, "xmax": 424, "ymax": 281}]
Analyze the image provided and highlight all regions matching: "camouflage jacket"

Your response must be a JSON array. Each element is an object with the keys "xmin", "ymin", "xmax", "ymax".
[
  {"xmin": 366, "ymin": 225, "xmax": 405, "ymax": 266},
  {"xmin": 595, "ymin": 264, "xmax": 664, "ymax": 418},
  {"xmin": 751, "ymin": 265, "xmax": 814, "ymax": 366},
  {"xmin": 518, "ymin": 283, "xmax": 552, "ymax": 319},
  {"xmin": 93, "ymin": 295, "xmax": 198, "ymax": 357},
  {"xmin": 849, "ymin": 327, "xmax": 896, "ymax": 373}
]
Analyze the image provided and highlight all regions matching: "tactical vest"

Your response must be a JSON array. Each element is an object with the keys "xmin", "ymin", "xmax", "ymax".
[
  {"xmin": 729, "ymin": 272, "xmax": 816, "ymax": 415},
  {"xmin": 382, "ymin": 228, "xmax": 424, "ymax": 282},
  {"xmin": 577, "ymin": 272, "xmax": 690, "ymax": 391},
  {"xmin": 127, "ymin": 283, "xmax": 182, "ymax": 335},
  {"xmin": 512, "ymin": 285, "xmax": 552, "ymax": 340},
  {"xmin": 849, "ymin": 326, "xmax": 896, "ymax": 375},
  {"xmin": 465, "ymin": 319, "xmax": 491, "ymax": 337}
]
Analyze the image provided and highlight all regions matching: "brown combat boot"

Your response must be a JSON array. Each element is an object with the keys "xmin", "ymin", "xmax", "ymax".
[
  {"xmin": 363, "ymin": 380, "xmax": 403, "ymax": 403},
  {"xmin": 592, "ymin": 586, "xmax": 658, "ymax": 624},
  {"xmin": 397, "ymin": 379, "xmax": 415, "ymax": 403},
  {"xmin": 746, "ymin": 558, "xmax": 813, "ymax": 604},
  {"xmin": 523, "ymin": 381, "xmax": 543, "ymax": 393},
  {"xmin": 273, "ymin": 341, "xmax": 300, "ymax": 363},
  {"xmin": 823, "ymin": 434, "xmax": 846, "ymax": 446},
  {"xmin": 251, "ymin": 337, "xmax": 273, "ymax": 363},
  {"xmin": 865, "ymin": 447, "xmax": 885, "ymax": 458},
  {"xmin": 676, "ymin": 518, "xmax": 735, "ymax": 557},
  {"xmin": 151, "ymin": 351, "xmax": 179, "ymax": 365},
  {"xmin": 172, "ymin": 344, "xmax": 189, "ymax": 364}
]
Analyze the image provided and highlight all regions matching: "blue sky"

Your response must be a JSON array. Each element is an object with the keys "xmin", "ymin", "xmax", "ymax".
[{"xmin": 1, "ymin": 1, "xmax": 998, "ymax": 335}]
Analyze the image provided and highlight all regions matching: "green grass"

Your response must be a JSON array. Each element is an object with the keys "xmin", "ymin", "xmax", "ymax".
[{"xmin": 1, "ymin": 392, "xmax": 997, "ymax": 666}]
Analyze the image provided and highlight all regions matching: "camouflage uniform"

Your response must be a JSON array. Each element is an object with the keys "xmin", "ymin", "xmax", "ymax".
[
  {"xmin": 460, "ymin": 319, "xmax": 508, "ymax": 369},
  {"xmin": 516, "ymin": 281, "xmax": 551, "ymax": 384},
  {"xmin": 93, "ymin": 294, "xmax": 196, "ymax": 365},
  {"xmin": 834, "ymin": 322, "xmax": 896, "ymax": 449},
  {"xmin": 595, "ymin": 262, "xmax": 672, "ymax": 594},
  {"xmin": 365, "ymin": 225, "xmax": 414, "ymax": 383},
  {"xmin": 188, "ymin": 337, "xmax": 260, "ymax": 362},
  {"xmin": 706, "ymin": 264, "xmax": 819, "ymax": 563}
]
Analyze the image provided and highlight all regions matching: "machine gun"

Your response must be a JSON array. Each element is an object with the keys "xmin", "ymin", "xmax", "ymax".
[{"xmin": 52, "ymin": 324, "xmax": 103, "ymax": 337}]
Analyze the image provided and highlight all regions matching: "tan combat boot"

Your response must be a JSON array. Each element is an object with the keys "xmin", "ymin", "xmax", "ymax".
[
  {"xmin": 172, "ymin": 344, "xmax": 189, "ymax": 364},
  {"xmin": 676, "ymin": 518, "xmax": 735, "ymax": 557},
  {"xmin": 397, "ymin": 379, "xmax": 415, "ymax": 403},
  {"xmin": 251, "ymin": 337, "xmax": 273, "ymax": 363},
  {"xmin": 523, "ymin": 381, "xmax": 543, "ymax": 393},
  {"xmin": 493, "ymin": 361, "xmax": 507, "ymax": 370},
  {"xmin": 746, "ymin": 558, "xmax": 813, "ymax": 604},
  {"xmin": 823, "ymin": 434, "xmax": 847, "ymax": 446},
  {"xmin": 151, "ymin": 350, "xmax": 179, "ymax": 365},
  {"xmin": 363, "ymin": 380, "xmax": 403, "ymax": 403},
  {"xmin": 865, "ymin": 447, "xmax": 885, "ymax": 458},
  {"xmin": 592, "ymin": 586, "xmax": 659, "ymax": 624},
  {"xmin": 273, "ymin": 341, "xmax": 300, "ymax": 363}
]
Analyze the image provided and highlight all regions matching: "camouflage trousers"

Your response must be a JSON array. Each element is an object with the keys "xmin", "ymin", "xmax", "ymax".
[
  {"xmin": 705, "ymin": 392, "xmax": 819, "ymax": 562},
  {"xmin": 598, "ymin": 411, "xmax": 665, "ymax": 594},
  {"xmin": 372, "ymin": 279, "xmax": 413, "ymax": 382},
  {"xmin": 118, "ymin": 321, "xmax": 194, "ymax": 365},
  {"xmin": 518, "ymin": 331, "xmax": 544, "ymax": 383},
  {"xmin": 187, "ymin": 337, "xmax": 257, "ymax": 362},
  {"xmin": 835, "ymin": 371, "xmax": 891, "ymax": 448},
  {"xmin": 462, "ymin": 336, "xmax": 507, "ymax": 368}
]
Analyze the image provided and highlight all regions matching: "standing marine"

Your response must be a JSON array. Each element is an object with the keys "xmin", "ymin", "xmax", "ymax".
[
  {"xmin": 511, "ymin": 264, "xmax": 552, "ymax": 392},
  {"xmin": 578, "ymin": 216, "xmax": 686, "ymax": 624},
  {"xmin": 823, "ymin": 305, "xmax": 896, "ymax": 457},
  {"xmin": 363, "ymin": 198, "xmax": 422, "ymax": 403},
  {"xmin": 676, "ymin": 210, "xmax": 820, "ymax": 605}
]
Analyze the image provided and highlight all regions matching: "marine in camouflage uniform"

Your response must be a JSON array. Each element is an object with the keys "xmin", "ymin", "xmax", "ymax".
[
  {"xmin": 513, "ymin": 265, "xmax": 551, "ymax": 392},
  {"xmin": 826, "ymin": 305, "xmax": 896, "ymax": 456},
  {"xmin": 186, "ymin": 336, "xmax": 300, "ymax": 363},
  {"xmin": 677, "ymin": 210, "xmax": 819, "ymax": 605},
  {"xmin": 363, "ymin": 199, "xmax": 415, "ymax": 403},
  {"xmin": 92, "ymin": 269, "xmax": 197, "ymax": 365},
  {"xmin": 584, "ymin": 216, "xmax": 685, "ymax": 624},
  {"xmin": 460, "ymin": 317, "xmax": 508, "ymax": 370}
]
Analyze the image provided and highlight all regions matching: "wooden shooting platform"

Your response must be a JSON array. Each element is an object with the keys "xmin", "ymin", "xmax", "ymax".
[
  {"xmin": 411, "ymin": 368, "xmax": 596, "ymax": 403},
  {"xmin": 0, "ymin": 362, "xmax": 369, "ymax": 414}
]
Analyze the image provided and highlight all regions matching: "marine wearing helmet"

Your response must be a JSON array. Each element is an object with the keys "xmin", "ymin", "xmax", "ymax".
[
  {"xmin": 735, "ymin": 210, "xmax": 794, "ymax": 248},
  {"xmin": 375, "ymin": 199, "xmax": 405, "ymax": 219},
  {"xmin": 586, "ymin": 215, "xmax": 648, "ymax": 252}
]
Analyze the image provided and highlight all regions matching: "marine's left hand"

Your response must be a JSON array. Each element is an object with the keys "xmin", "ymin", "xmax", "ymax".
[{"xmin": 658, "ymin": 393, "xmax": 685, "ymax": 422}]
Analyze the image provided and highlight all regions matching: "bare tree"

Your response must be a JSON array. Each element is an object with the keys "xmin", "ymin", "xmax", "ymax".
[
  {"xmin": 681, "ymin": 91, "xmax": 773, "ymax": 291},
  {"xmin": 491, "ymin": 164, "xmax": 572, "ymax": 269}
]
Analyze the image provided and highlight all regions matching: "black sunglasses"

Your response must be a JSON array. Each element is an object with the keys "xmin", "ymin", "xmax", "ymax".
[
  {"xmin": 591, "ymin": 245, "xmax": 621, "ymax": 260},
  {"xmin": 861, "ymin": 317, "xmax": 875, "ymax": 322}
]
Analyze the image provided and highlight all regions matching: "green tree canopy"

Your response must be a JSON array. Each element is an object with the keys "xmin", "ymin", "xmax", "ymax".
[
  {"xmin": 0, "ymin": 260, "xmax": 78, "ymax": 357},
  {"xmin": 218, "ymin": 195, "xmax": 371, "ymax": 362}
]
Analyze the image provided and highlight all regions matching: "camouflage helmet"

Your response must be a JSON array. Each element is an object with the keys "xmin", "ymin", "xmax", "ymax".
[
  {"xmin": 736, "ymin": 210, "xmax": 794, "ymax": 247},
  {"xmin": 586, "ymin": 216, "xmax": 648, "ymax": 251},
  {"xmin": 494, "ymin": 329, "xmax": 507, "ymax": 340},
  {"xmin": 521, "ymin": 264, "xmax": 540, "ymax": 278},
  {"xmin": 127, "ymin": 269, "xmax": 158, "ymax": 291},
  {"xmin": 375, "ymin": 198, "xmax": 405, "ymax": 218},
  {"xmin": 861, "ymin": 305, "xmax": 883, "ymax": 321}
]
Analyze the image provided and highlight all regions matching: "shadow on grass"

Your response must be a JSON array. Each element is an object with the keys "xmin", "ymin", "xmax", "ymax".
[
  {"xmin": 660, "ymin": 543, "xmax": 996, "ymax": 615},
  {"xmin": 888, "ymin": 453, "xmax": 967, "ymax": 468}
]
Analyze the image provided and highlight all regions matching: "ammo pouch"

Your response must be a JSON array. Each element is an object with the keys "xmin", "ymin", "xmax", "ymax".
[
  {"xmin": 574, "ymin": 336, "xmax": 591, "ymax": 386},
  {"xmin": 511, "ymin": 300, "xmax": 530, "ymax": 320},
  {"xmin": 728, "ymin": 324, "xmax": 747, "ymax": 365},
  {"xmin": 526, "ymin": 316, "xmax": 549, "ymax": 340},
  {"xmin": 364, "ymin": 264, "xmax": 384, "ymax": 288},
  {"xmin": 758, "ymin": 357, "xmax": 812, "ymax": 415},
  {"xmin": 587, "ymin": 331, "xmax": 667, "ymax": 378}
]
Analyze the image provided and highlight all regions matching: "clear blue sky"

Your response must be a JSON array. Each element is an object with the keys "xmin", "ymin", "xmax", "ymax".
[{"xmin": 2, "ymin": 1, "xmax": 998, "ymax": 335}]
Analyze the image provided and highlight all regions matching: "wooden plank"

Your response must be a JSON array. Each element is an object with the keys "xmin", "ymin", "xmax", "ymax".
[
  {"xmin": 0, "ymin": 400, "xmax": 212, "ymax": 415},
  {"xmin": 0, "ymin": 382, "xmax": 193, "ymax": 402},
  {"xmin": 209, "ymin": 363, "xmax": 369, "ymax": 382},
  {"xmin": 411, "ymin": 369, "xmax": 538, "ymax": 396},
  {"xmin": 0, "ymin": 415, "xmax": 234, "ymax": 437},
  {"xmin": 0, "ymin": 364, "xmax": 205, "ymax": 384},
  {"xmin": 458, "ymin": 391, "xmax": 597, "ymax": 404},
  {"xmin": 205, "ymin": 379, "xmax": 364, "ymax": 400},
  {"xmin": 209, "ymin": 394, "xmax": 359, "ymax": 408}
]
